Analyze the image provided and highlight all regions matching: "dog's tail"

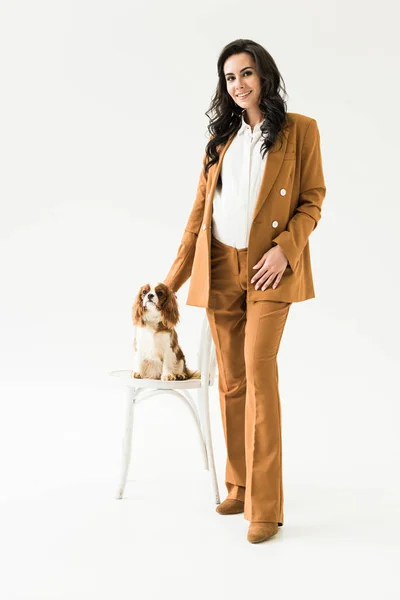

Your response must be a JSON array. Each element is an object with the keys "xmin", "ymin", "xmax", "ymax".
[{"xmin": 185, "ymin": 368, "xmax": 201, "ymax": 379}]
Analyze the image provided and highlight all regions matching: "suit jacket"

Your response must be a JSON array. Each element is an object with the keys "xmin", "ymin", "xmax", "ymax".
[{"xmin": 163, "ymin": 112, "xmax": 327, "ymax": 308}]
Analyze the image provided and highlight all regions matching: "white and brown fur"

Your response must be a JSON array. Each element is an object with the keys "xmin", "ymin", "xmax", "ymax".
[{"xmin": 131, "ymin": 282, "xmax": 200, "ymax": 381}]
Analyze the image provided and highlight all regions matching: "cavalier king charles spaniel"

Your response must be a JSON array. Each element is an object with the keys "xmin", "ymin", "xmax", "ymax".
[{"xmin": 131, "ymin": 282, "xmax": 200, "ymax": 381}]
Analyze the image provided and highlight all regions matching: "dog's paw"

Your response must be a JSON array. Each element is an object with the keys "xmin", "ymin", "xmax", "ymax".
[
  {"xmin": 161, "ymin": 373, "xmax": 176, "ymax": 381},
  {"xmin": 175, "ymin": 374, "xmax": 187, "ymax": 380},
  {"xmin": 131, "ymin": 371, "xmax": 143, "ymax": 379}
]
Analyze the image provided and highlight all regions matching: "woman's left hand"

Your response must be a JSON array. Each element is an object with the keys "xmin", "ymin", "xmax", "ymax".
[{"xmin": 251, "ymin": 245, "xmax": 289, "ymax": 290}]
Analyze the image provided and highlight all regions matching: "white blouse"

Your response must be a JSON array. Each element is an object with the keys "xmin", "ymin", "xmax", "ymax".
[{"xmin": 211, "ymin": 113, "xmax": 268, "ymax": 249}]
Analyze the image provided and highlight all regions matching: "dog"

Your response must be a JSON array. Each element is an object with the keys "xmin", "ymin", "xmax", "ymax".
[{"xmin": 131, "ymin": 282, "xmax": 200, "ymax": 381}]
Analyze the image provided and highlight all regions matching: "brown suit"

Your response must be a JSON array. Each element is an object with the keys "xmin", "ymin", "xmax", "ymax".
[
  {"xmin": 164, "ymin": 112, "xmax": 326, "ymax": 525},
  {"xmin": 164, "ymin": 112, "xmax": 326, "ymax": 305}
]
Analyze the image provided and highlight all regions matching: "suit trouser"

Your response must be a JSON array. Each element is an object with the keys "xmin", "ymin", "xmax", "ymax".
[{"xmin": 206, "ymin": 234, "xmax": 292, "ymax": 525}]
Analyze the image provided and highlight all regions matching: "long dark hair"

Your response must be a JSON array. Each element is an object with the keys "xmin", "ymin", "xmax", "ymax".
[{"xmin": 204, "ymin": 39, "xmax": 289, "ymax": 177}]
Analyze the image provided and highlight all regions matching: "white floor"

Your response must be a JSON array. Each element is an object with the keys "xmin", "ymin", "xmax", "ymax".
[
  {"xmin": 1, "ymin": 377, "xmax": 399, "ymax": 600},
  {"xmin": 1, "ymin": 470, "xmax": 399, "ymax": 598}
]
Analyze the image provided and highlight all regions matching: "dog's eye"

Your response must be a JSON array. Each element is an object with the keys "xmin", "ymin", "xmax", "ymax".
[
  {"xmin": 156, "ymin": 291, "xmax": 162, "ymax": 297},
  {"xmin": 142, "ymin": 290, "xmax": 147, "ymax": 295}
]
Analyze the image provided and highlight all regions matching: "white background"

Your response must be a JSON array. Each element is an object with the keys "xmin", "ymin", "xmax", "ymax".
[{"xmin": 1, "ymin": 0, "xmax": 399, "ymax": 598}]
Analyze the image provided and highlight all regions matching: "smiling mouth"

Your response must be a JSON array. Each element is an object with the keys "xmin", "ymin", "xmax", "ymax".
[{"xmin": 237, "ymin": 90, "xmax": 252, "ymax": 98}]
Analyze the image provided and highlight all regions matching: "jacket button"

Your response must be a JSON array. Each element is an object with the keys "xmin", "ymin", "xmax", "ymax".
[
  {"xmin": 202, "ymin": 224, "xmax": 206, "ymax": 230},
  {"xmin": 272, "ymin": 220, "xmax": 278, "ymax": 228},
  {"xmin": 280, "ymin": 188, "xmax": 286, "ymax": 196}
]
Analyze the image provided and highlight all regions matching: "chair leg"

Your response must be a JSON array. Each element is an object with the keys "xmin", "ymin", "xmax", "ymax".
[
  {"xmin": 116, "ymin": 387, "xmax": 137, "ymax": 499},
  {"xmin": 198, "ymin": 386, "xmax": 220, "ymax": 504}
]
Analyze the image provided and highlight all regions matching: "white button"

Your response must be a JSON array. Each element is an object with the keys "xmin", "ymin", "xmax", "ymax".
[
  {"xmin": 280, "ymin": 188, "xmax": 286, "ymax": 196},
  {"xmin": 272, "ymin": 220, "xmax": 278, "ymax": 228},
  {"xmin": 202, "ymin": 224, "xmax": 206, "ymax": 230}
]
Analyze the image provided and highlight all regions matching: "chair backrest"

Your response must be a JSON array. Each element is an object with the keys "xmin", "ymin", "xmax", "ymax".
[{"xmin": 197, "ymin": 312, "xmax": 217, "ymax": 386}]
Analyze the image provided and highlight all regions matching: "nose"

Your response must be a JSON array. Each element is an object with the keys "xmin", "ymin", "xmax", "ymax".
[{"xmin": 147, "ymin": 293, "xmax": 154, "ymax": 300}]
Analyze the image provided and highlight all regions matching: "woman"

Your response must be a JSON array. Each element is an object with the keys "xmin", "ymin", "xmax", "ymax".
[{"xmin": 163, "ymin": 39, "xmax": 326, "ymax": 543}]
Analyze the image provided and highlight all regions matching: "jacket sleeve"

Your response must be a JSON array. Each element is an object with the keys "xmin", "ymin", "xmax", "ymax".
[
  {"xmin": 163, "ymin": 152, "xmax": 208, "ymax": 292},
  {"xmin": 271, "ymin": 118, "xmax": 327, "ymax": 272}
]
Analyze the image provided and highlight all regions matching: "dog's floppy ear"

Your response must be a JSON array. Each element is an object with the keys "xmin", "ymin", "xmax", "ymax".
[
  {"xmin": 159, "ymin": 283, "xmax": 180, "ymax": 329},
  {"xmin": 132, "ymin": 284, "xmax": 149, "ymax": 326}
]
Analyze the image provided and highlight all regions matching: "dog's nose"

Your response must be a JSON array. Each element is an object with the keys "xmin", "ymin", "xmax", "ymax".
[{"xmin": 147, "ymin": 293, "xmax": 154, "ymax": 300}]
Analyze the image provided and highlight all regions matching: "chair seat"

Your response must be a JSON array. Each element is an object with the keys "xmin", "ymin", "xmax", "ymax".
[{"xmin": 109, "ymin": 369, "xmax": 207, "ymax": 389}]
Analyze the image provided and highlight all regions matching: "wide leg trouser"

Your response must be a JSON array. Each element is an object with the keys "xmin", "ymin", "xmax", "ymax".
[{"xmin": 206, "ymin": 234, "xmax": 292, "ymax": 525}]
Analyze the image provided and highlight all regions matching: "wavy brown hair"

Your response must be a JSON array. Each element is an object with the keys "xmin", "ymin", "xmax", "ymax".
[{"xmin": 203, "ymin": 39, "xmax": 289, "ymax": 177}]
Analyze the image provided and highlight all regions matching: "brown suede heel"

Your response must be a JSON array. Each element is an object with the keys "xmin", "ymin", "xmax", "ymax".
[
  {"xmin": 247, "ymin": 522, "xmax": 279, "ymax": 543},
  {"xmin": 215, "ymin": 498, "xmax": 245, "ymax": 515}
]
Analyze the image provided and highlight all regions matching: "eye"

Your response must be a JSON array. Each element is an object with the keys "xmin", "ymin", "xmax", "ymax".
[
  {"xmin": 142, "ymin": 290, "xmax": 147, "ymax": 295},
  {"xmin": 156, "ymin": 290, "xmax": 162, "ymax": 297},
  {"xmin": 226, "ymin": 70, "xmax": 253, "ymax": 82}
]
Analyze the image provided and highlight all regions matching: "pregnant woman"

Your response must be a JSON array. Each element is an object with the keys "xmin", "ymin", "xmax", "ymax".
[{"xmin": 163, "ymin": 38, "xmax": 326, "ymax": 544}]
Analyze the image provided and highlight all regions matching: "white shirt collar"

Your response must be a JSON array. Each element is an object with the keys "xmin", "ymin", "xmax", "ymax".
[{"xmin": 237, "ymin": 113, "xmax": 264, "ymax": 137}]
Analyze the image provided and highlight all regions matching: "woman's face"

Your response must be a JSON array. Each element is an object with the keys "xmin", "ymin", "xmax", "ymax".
[{"xmin": 223, "ymin": 52, "xmax": 262, "ymax": 110}]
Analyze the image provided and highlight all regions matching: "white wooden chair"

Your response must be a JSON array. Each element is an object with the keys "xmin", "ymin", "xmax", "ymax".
[{"xmin": 108, "ymin": 313, "xmax": 220, "ymax": 504}]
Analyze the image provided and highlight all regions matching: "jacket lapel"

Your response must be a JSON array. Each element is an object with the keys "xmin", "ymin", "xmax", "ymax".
[
  {"xmin": 204, "ymin": 133, "xmax": 235, "ymax": 218},
  {"xmin": 251, "ymin": 130, "xmax": 289, "ymax": 222}
]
